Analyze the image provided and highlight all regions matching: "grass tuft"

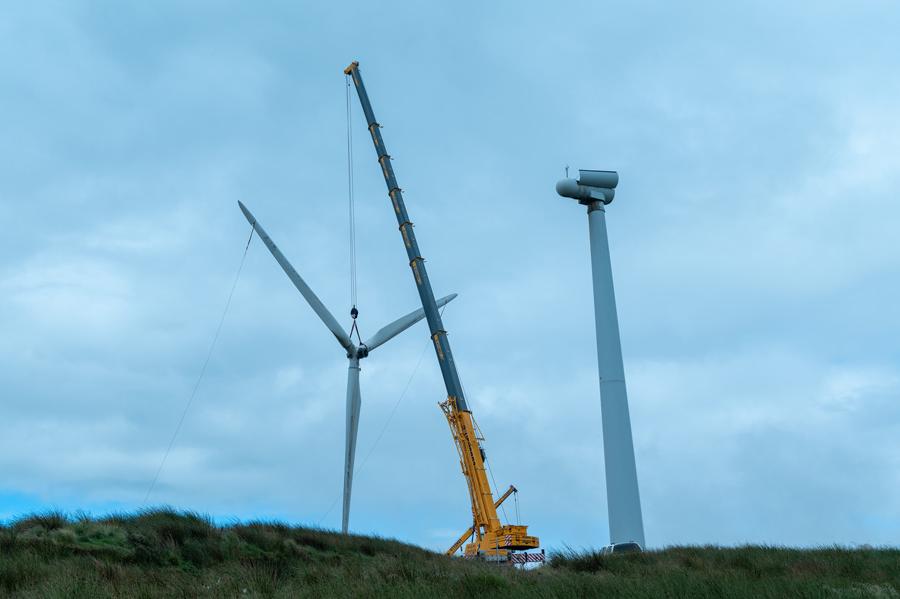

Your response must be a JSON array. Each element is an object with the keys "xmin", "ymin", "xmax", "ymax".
[
  {"xmin": 0, "ymin": 510, "xmax": 897, "ymax": 597},
  {"xmin": 12, "ymin": 510, "xmax": 68, "ymax": 533}
]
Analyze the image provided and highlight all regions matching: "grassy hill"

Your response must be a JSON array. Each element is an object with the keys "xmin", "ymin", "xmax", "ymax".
[{"xmin": 0, "ymin": 509, "xmax": 897, "ymax": 598}]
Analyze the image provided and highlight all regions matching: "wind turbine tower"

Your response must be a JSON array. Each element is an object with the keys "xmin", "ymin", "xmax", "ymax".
[{"xmin": 555, "ymin": 170, "xmax": 645, "ymax": 550}]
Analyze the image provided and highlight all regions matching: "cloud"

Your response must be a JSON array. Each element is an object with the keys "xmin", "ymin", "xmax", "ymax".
[{"xmin": 1, "ymin": 0, "xmax": 898, "ymax": 552}]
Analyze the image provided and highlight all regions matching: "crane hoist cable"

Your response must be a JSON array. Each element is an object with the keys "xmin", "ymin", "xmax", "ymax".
[
  {"xmin": 485, "ymin": 452, "xmax": 511, "ymax": 525},
  {"xmin": 345, "ymin": 73, "xmax": 358, "ymax": 321},
  {"xmin": 461, "ymin": 377, "xmax": 512, "ymax": 525}
]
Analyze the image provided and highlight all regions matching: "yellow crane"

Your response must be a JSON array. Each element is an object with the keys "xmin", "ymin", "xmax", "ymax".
[
  {"xmin": 439, "ymin": 403, "xmax": 539, "ymax": 558},
  {"xmin": 344, "ymin": 61, "xmax": 540, "ymax": 560}
]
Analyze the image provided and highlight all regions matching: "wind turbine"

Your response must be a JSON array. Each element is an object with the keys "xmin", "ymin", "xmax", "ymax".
[
  {"xmin": 238, "ymin": 201, "xmax": 457, "ymax": 534},
  {"xmin": 555, "ymin": 170, "xmax": 645, "ymax": 550}
]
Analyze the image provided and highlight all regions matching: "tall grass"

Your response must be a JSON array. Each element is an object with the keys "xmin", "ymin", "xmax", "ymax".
[{"xmin": 0, "ymin": 509, "xmax": 897, "ymax": 597}]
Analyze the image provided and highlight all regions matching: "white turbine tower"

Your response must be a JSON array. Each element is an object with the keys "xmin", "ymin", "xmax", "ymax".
[
  {"xmin": 555, "ymin": 171, "xmax": 645, "ymax": 551},
  {"xmin": 238, "ymin": 201, "xmax": 456, "ymax": 534}
]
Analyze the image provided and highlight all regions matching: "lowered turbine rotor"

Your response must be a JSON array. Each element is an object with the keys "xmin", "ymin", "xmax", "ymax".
[{"xmin": 238, "ymin": 201, "xmax": 457, "ymax": 533}]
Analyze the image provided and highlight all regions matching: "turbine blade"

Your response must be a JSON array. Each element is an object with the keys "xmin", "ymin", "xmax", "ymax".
[
  {"xmin": 363, "ymin": 293, "xmax": 458, "ymax": 351},
  {"xmin": 238, "ymin": 201, "xmax": 353, "ymax": 352},
  {"xmin": 343, "ymin": 359, "xmax": 362, "ymax": 534}
]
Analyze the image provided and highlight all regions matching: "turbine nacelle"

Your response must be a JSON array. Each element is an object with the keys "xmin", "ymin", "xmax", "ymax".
[{"xmin": 556, "ymin": 169, "xmax": 619, "ymax": 205}]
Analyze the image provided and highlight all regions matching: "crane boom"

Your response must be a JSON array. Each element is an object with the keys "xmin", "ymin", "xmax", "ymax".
[{"xmin": 344, "ymin": 61, "xmax": 539, "ymax": 559}]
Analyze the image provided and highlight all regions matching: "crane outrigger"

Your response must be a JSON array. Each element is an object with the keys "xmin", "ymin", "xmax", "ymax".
[{"xmin": 344, "ymin": 61, "xmax": 540, "ymax": 560}]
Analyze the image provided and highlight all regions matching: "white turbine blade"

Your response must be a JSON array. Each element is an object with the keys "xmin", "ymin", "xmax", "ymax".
[
  {"xmin": 238, "ymin": 201, "xmax": 353, "ymax": 352},
  {"xmin": 363, "ymin": 293, "xmax": 457, "ymax": 352},
  {"xmin": 342, "ymin": 359, "xmax": 362, "ymax": 534}
]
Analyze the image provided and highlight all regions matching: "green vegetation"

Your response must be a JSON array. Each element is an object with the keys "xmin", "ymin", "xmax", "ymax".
[{"xmin": 0, "ymin": 509, "xmax": 897, "ymax": 597}]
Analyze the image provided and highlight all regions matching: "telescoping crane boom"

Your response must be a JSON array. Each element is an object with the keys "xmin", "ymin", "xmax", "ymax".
[{"xmin": 344, "ymin": 61, "xmax": 539, "ymax": 560}]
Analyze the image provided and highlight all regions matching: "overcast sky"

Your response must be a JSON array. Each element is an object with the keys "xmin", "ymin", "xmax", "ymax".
[{"xmin": 2, "ymin": 1, "xmax": 899, "ymax": 551}]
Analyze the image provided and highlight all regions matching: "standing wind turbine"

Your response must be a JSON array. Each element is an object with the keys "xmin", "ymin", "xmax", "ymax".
[
  {"xmin": 554, "ymin": 171, "xmax": 645, "ymax": 550},
  {"xmin": 238, "ymin": 201, "xmax": 457, "ymax": 534}
]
